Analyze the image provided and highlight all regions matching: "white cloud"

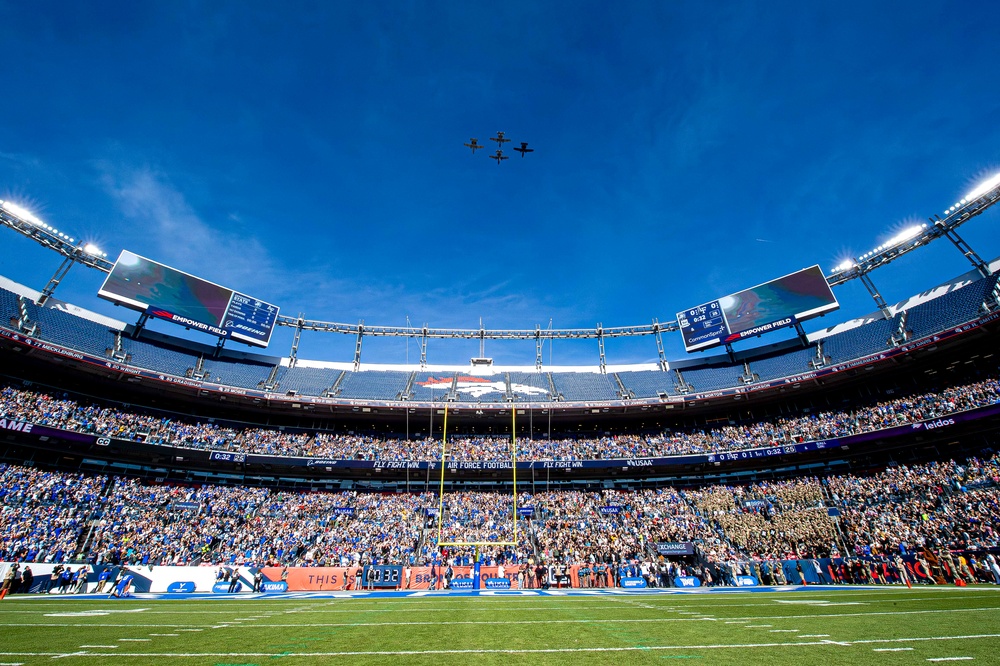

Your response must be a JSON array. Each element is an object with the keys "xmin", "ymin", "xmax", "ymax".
[{"xmin": 94, "ymin": 163, "xmax": 577, "ymax": 337}]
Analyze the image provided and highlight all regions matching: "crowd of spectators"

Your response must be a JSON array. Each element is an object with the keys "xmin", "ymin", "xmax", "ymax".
[
  {"xmin": 2, "ymin": 377, "xmax": 999, "ymax": 462},
  {"xmin": 0, "ymin": 464, "xmax": 106, "ymax": 563},
  {"xmin": 526, "ymin": 488, "xmax": 738, "ymax": 565},
  {"xmin": 688, "ymin": 479, "xmax": 838, "ymax": 559},
  {"xmin": 0, "ymin": 454, "xmax": 995, "ymax": 578},
  {"xmin": 828, "ymin": 454, "xmax": 1000, "ymax": 556},
  {"xmin": 86, "ymin": 480, "xmax": 271, "ymax": 566}
]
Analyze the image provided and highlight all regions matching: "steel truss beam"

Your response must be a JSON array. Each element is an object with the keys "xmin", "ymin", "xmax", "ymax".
[{"xmin": 2, "ymin": 175, "xmax": 999, "ymax": 342}]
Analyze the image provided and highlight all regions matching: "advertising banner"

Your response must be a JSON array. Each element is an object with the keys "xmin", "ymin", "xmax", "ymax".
[
  {"xmin": 619, "ymin": 577, "xmax": 647, "ymax": 588},
  {"xmin": 657, "ymin": 542, "xmax": 695, "ymax": 556},
  {"xmin": 484, "ymin": 578, "xmax": 511, "ymax": 589}
]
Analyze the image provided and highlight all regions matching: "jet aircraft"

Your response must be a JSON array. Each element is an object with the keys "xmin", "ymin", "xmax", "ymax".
[
  {"xmin": 490, "ymin": 150, "xmax": 509, "ymax": 164},
  {"xmin": 464, "ymin": 138, "xmax": 484, "ymax": 154},
  {"xmin": 490, "ymin": 131, "xmax": 511, "ymax": 146},
  {"xmin": 514, "ymin": 142, "xmax": 534, "ymax": 157}
]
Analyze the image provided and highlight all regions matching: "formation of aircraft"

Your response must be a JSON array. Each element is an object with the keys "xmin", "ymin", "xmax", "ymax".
[{"xmin": 465, "ymin": 131, "xmax": 532, "ymax": 164}]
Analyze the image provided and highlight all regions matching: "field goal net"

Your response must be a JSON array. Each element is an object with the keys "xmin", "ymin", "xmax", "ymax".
[{"xmin": 434, "ymin": 406, "xmax": 519, "ymax": 553}]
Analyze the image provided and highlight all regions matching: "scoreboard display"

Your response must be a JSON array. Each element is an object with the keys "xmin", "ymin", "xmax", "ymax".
[
  {"xmin": 224, "ymin": 292, "xmax": 280, "ymax": 346},
  {"xmin": 676, "ymin": 300, "xmax": 728, "ymax": 352},
  {"xmin": 676, "ymin": 265, "xmax": 839, "ymax": 352},
  {"xmin": 362, "ymin": 565, "xmax": 403, "ymax": 588},
  {"xmin": 99, "ymin": 250, "xmax": 280, "ymax": 348}
]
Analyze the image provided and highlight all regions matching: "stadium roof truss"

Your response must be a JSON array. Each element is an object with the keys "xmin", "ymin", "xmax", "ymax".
[{"xmin": 1, "ymin": 172, "xmax": 998, "ymax": 353}]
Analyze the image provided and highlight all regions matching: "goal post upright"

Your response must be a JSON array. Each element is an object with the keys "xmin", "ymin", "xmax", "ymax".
[
  {"xmin": 512, "ymin": 406, "xmax": 517, "ymax": 546},
  {"xmin": 433, "ymin": 403, "xmax": 520, "ymax": 551},
  {"xmin": 435, "ymin": 403, "xmax": 448, "ymax": 547}
]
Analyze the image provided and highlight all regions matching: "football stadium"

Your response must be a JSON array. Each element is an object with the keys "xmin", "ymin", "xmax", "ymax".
[
  {"xmin": 3, "ymin": 4, "xmax": 1000, "ymax": 665},
  {"xmin": 0, "ymin": 174, "xmax": 999, "ymax": 663}
]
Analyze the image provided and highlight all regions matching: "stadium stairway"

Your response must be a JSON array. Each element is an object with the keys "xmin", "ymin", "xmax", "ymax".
[
  {"xmin": 819, "ymin": 483, "xmax": 851, "ymax": 556},
  {"xmin": 74, "ymin": 475, "xmax": 118, "ymax": 561}
]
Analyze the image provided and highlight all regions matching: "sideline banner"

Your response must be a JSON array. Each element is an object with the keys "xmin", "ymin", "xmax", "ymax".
[
  {"xmin": 620, "ymin": 577, "xmax": 646, "ymax": 588},
  {"xmin": 260, "ymin": 566, "xmax": 527, "ymax": 591}
]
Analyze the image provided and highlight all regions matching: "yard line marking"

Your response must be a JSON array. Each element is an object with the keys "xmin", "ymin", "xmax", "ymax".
[
  {"xmin": 78, "ymin": 646, "xmax": 117, "ymax": 649},
  {"xmin": 0, "ymin": 625, "xmax": 199, "ymax": 628},
  {"xmin": 798, "ymin": 635, "xmax": 829, "ymax": 638},
  {"xmin": 0, "ymin": 636, "xmax": 991, "ymax": 658},
  {"xmin": 3, "ymin": 607, "xmax": 998, "ymax": 630},
  {"xmin": 874, "ymin": 648, "xmax": 914, "ymax": 652},
  {"xmin": 769, "ymin": 630, "xmax": 799, "ymax": 633},
  {"xmin": 850, "ymin": 636, "xmax": 1000, "ymax": 645},
  {"xmin": 148, "ymin": 633, "xmax": 178, "ymax": 637},
  {"xmin": 926, "ymin": 659, "xmax": 974, "ymax": 662},
  {"xmin": 117, "ymin": 639, "xmax": 150, "ymax": 642}
]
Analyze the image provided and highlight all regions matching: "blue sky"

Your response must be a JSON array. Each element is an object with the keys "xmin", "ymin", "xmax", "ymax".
[{"xmin": 1, "ymin": 1, "xmax": 999, "ymax": 366}]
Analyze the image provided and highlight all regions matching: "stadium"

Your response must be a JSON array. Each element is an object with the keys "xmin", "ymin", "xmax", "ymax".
[
  {"xmin": 3, "ymin": 5, "xmax": 1000, "ymax": 665},
  {"xmin": 0, "ymin": 168, "xmax": 999, "ymax": 662}
]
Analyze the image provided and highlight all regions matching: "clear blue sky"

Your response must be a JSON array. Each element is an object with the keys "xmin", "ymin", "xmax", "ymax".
[{"xmin": 1, "ymin": 1, "xmax": 999, "ymax": 366}]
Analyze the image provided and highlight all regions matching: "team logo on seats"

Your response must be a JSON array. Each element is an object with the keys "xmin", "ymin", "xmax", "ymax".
[{"xmin": 417, "ymin": 376, "xmax": 548, "ymax": 398}]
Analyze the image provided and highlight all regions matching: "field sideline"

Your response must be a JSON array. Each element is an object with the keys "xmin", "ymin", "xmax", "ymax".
[{"xmin": 0, "ymin": 586, "xmax": 998, "ymax": 665}]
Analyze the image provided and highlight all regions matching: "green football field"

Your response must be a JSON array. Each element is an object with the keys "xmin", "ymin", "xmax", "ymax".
[{"xmin": 1, "ymin": 587, "xmax": 998, "ymax": 665}]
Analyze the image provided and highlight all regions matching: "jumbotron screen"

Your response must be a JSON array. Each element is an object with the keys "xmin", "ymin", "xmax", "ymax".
[
  {"xmin": 98, "ymin": 250, "xmax": 279, "ymax": 348},
  {"xmin": 677, "ymin": 265, "xmax": 839, "ymax": 352}
]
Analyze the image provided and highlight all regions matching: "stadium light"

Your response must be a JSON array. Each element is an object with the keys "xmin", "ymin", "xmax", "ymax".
[
  {"xmin": 964, "ymin": 172, "xmax": 1000, "ymax": 202},
  {"xmin": 83, "ymin": 243, "xmax": 103, "ymax": 256},
  {"xmin": 1, "ymin": 201, "xmax": 43, "ymax": 226},
  {"xmin": 833, "ymin": 260, "xmax": 856, "ymax": 272},
  {"xmin": 887, "ymin": 224, "xmax": 925, "ymax": 247}
]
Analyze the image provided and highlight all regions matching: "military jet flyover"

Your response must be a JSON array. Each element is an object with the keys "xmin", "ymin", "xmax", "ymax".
[{"xmin": 465, "ymin": 131, "xmax": 533, "ymax": 164}]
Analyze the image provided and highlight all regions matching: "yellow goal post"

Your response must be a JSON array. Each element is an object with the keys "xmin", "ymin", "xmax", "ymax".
[{"xmin": 434, "ymin": 405, "xmax": 518, "ymax": 548}]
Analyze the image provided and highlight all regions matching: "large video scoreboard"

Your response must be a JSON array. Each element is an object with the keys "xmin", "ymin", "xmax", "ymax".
[
  {"xmin": 98, "ymin": 250, "xmax": 279, "ymax": 348},
  {"xmin": 677, "ymin": 265, "xmax": 839, "ymax": 352}
]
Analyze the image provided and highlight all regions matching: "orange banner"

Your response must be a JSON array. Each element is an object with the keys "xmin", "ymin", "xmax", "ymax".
[{"xmin": 261, "ymin": 565, "xmax": 599, "ymax": 591}]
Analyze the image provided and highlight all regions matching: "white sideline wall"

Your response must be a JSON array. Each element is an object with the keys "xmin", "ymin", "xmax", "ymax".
[{"xmin": 0, "ymin": 563, "xmax": 257, "ymax": 594}]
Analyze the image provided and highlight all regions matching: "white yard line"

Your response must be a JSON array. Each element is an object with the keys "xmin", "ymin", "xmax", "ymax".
[
  {"xmin": 0, "ymin": 633, "xmax": 992, "ymax": 659},
  {"xmin": 1, "ymin": 604, "xmax": 998, "ymax": 630}
]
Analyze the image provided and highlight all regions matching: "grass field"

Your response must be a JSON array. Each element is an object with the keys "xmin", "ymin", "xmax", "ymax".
[{"xmin": 1, "ymin": 586, "xmax": 998, "ymax": 665}]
